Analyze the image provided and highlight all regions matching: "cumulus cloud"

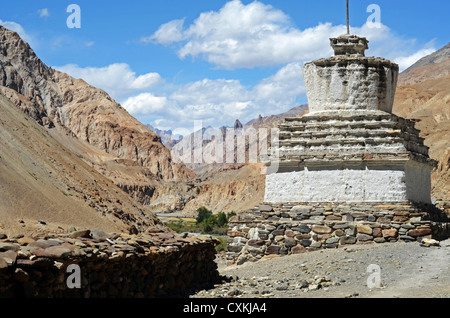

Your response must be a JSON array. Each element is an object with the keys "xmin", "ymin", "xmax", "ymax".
[
  {"xmin": 54, "ymin": 63, "xmax": 164, "ymax": 101},
  {"xmin": 253, "ymin": 62, "xmax": 305, "ymax": 108},
  {"xmin": 141, "ymin": 18, "xmax": 186, "ymax": 45},
  {"xmin": 122, "ymin": 93, "xmax": 170, "ymax": 115},
  {"xmin": 122, "ymin": 61, "xmax": 305, "ymax": 134},
  {"xmin": 147, "ymin": 0, "xmax": 435, "ymax": 72},
  {"xmin": 150, "ymin": 0, "xmax": 336, "ymax": 69}
]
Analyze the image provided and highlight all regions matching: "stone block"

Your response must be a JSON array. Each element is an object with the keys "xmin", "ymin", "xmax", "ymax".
[
  {"xmin": 266, "ymin": 245, "xmax": 280, "ymax": 255},
  {"xmin": 326, "ymin": 237, "xmax": 340, "ymax": 244},
  {"xmin": 393, "ymin": 216, "xmax": 409, "ymax": 223},
  {"xmin": 311, "ymin": 225, "xmax": 333, "ymax": 234},
  {"xmin": 382, "ymin": 228, "xmax": 398, "ymax": 238},
  {"xmin": 408, "ymin": 228, "xmax": 432, "ymax": 237},
  {"xmin": 339, "ymin": 236, "xmax": 357, "ymax": 245},
  {"xmin": 247, "ymin": 240, "xmax": 265, "ymax": 248},
  {"xmin": 259, "ymin": 205, "xmax": 274, "ymax": 212},
  {"xmin": 284, "ymin": 237, "xmax": 297, "ymax": 248},
  {"xmin": 292, "ymin": 225, "xmax": 311, "ymax": 234},
  {"xmin": 357, "ymin": 224, "xmax": 373, "ymax": 235},
  {"xmin": 299, "ymin": 239, "xmax": 312, "ymax": 247},
  {"xmin": 356, "ymin": 234, "xmax": 373, "ymax": 242},
  {"xmin": 292, "ymin": 245, "xmax": 307, "ymax": 254}
]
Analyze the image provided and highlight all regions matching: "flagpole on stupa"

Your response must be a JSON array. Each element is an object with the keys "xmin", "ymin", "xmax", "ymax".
[{"xmin": 346, "ymin": 0, "xmax": 350, "ymax": 34}]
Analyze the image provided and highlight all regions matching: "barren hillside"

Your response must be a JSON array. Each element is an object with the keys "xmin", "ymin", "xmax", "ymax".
[
  {"xmin": 0, "ymin": 25, "xmax": 195, "ymax": 212},
  {"xmin": 393, "ymin": 45, "xmax": 450, "ymax": 201},
  {"xmin": 0, "ymin": 91, "xmax": 165, "ymax": 238}
]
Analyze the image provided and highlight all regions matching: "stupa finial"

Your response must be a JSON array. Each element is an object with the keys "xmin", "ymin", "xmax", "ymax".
[{"xmin": 346, "ymin": 0, "xmax": 350, "ymax": 35}]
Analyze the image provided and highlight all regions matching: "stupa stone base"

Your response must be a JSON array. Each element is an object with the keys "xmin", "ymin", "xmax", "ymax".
[{"xmin": 226, "ymin": 201, "xmax": 450, "ymax": 265}]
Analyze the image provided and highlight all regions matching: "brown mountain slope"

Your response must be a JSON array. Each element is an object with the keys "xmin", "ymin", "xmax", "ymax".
[
  {"xmin": 393, "ymin": 55, "xmax": 450, "ymax": 201},
  {"xmin": 0, "ymin": 25, "xmax": 195, "ymax": 211},
  {"xmin": 0, "ymin": 90, "xmax": 166, "ymax": 238},
  {"xmin": 402, "ymin": 43, "xmax": 450, "ymax": 76}
]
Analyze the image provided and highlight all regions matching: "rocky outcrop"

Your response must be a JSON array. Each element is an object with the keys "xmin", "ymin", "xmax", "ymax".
[{"xmin": 0, "ymin": 25, "xmax": 195, "ymax": 212}]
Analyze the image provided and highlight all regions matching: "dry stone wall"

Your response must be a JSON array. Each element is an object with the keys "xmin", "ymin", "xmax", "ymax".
[
  {"xmin": 0, "ymin": 228, "xmax": 219, "ymax": 298},
  {"xmin": 227, "ymin": 202, "xmax": 450, "ymax": 265}
]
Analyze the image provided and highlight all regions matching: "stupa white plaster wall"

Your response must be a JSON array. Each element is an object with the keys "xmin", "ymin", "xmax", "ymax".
[
  {"xmin": 303, "ymin": 59, "xmax": 398, "ymax": 113},
  {"xmin": 264, "ymin": 161, "xmax": 432, "ymax": 204}
]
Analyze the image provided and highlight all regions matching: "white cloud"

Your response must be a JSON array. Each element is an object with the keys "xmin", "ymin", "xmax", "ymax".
[
  {"xmin": 122, "ymin": 93, "xmax": 169, "ymax": 115},
  {"xmin": 38, "ymin": 8, "xmax": 50, "ymax": 18},
  {"xmin": 142, "ymin": 18, "xmax": 185, "ymax": 45},
  {"xmin": 147, "ymin": 0, "xmax": 436, "ymax": 72},
  {"xmin": 54, "ymin": 63, "xmax": 164, "ymax": 101},
  {"xmin": 394, "ymin": 48, "xmax": 437, "ymax": 72},
  {"xmin": 253, "ymin": 62, "xmax": 305, "ymax": 107},
  {"xmin": 0, "ymin": 20, "xmax": 32, "ymax": 44},
  {"xmin": 122, "ymin": 61, "xmax": 305, "ymax": 134},
  {"xmin": 151, "ymin": 0, "xmax": 330, "ymax": 69}
]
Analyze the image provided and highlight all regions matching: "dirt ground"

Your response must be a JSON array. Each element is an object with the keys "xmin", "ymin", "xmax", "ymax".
[{"xmin": 192, "ymin": 239, "xmax": 450, "ymax": 298}]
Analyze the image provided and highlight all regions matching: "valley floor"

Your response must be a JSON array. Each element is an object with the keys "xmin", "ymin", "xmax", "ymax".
[{"xmin": 192, "ymin": 239, "xmax": 450, "ymax": 298}]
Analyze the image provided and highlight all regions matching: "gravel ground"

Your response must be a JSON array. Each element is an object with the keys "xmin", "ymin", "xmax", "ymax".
[{"xmin": 192, "ymin": 239, "xmax": 450, "ymax": 298}]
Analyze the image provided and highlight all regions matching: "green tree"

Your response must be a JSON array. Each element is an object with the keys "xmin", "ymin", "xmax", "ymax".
[
  {"xmin": 217, "ymin": 212, "xmax": 228, "ymax": 227},
  {"xmin": 202, "ymin": 222, "xmax": 213, "ymax": 233},
  {"xmin": 196, "ymin": 206, "xmax": 212, "ymax": 224}
]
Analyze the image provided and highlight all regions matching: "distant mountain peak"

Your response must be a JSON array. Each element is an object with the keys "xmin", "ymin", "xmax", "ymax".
[
  {"xmin": 403, "ymin": 42, "xmax": 450, "ymax": 74},
  {"xmin": 233, "ymin": 119, "xmax": 243, "ymax": 130}
]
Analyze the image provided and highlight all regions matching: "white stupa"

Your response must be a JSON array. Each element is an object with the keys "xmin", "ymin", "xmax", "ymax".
[{"xmin": 264, "ymin": 33, "xmax": 437, "ymax": 204}]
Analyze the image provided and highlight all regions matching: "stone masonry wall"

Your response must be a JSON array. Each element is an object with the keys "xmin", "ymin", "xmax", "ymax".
[
  {"xmin": 227, "ymin": 202, "xmax": 450, "ymax": 265},
  {"xmin": 0, "ymin": 228, "xmax": 219, "ymax": 298}
]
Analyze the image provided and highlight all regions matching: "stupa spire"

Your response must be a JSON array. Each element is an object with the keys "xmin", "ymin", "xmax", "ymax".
[{"xmin": 346, "ymin": 0, "xmax": 350, "ymax": 35}]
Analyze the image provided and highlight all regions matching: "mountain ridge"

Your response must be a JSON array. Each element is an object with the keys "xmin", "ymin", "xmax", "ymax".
[
  {"xmin": 0, "ymin": 89, "xmax": 166, "ymax": 237},
  {"xmin": 0, "ymin": 25, "xmax": 197, "ymax": 213}
]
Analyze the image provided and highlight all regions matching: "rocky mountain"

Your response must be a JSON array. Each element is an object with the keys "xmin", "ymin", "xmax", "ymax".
[
  {"xmin": 168, "ymin": 105, "xmax": 308, "ymax": 215},
  {"xmin": 402, "ymin": 43, "xmax": 450, "ymax": 76},
  {"xmin": 0, "ymin": 89, "xmax": 165, "ymax": 238},
  {"xmin": 170, "ymin": 105, "xmax": 308, "ymax": 179},
  {"xmin": 146, "ymin": 124, "xmax": 182, "ymax": 149},
  {"xmin": 393, "ymin": 43, "xmax": 450, "ymax": 201},
  {"xmin": 0, "ymin": 25, "xmax": 195, "ymax": 212}
]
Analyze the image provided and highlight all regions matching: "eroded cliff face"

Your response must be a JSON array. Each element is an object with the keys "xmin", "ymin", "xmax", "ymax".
[
  {"xmin": 0, "ymin": 26, "xmax": 193, "ymax": 182},
  {"xmin": 0, "ymin": 91, "xmax": 167, "ymax": 237},
  {"xmin": 0, "ymin": 25, "xmax": 195, "ymax": 212}
]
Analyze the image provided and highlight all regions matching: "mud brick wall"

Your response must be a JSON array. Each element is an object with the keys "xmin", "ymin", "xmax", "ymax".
[
  {"xmin": 227, "ymin": 202, "xmax": 450, "ymax": 265},
  {"xmin": 0, "ymin": 229, "xmax": 219, "ymax": 298}
]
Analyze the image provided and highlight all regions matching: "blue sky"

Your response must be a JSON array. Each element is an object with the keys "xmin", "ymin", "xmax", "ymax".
[{"xmin": 1, "ymin": 0, "xmax": 448, "ymax": 135}]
